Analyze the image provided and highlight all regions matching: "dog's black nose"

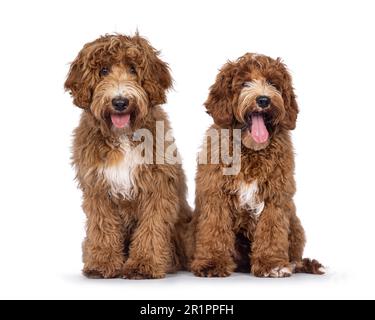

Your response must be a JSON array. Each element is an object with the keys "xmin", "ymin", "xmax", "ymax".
[
  {"xmin": 256, "ymin": 96, "xmax": 270, "ymax": 109},
  {"xmin": 112, "ymin": 97, "xmax": 129, "ymax": 111}
]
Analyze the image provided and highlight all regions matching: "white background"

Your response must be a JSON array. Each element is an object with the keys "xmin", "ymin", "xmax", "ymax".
[{"xmin": 0, "ymin": 0, "xmax": 374, "ymax": 300}]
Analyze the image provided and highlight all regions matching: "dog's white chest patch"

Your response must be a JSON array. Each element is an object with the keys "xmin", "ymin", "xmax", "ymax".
[
  {"xmin": 101, "ymin": 137, "xmax": 143, "ymax": 200},
  {"xmin": 238, "ymin": 180, "xmax": 265, "ymax": 217}
]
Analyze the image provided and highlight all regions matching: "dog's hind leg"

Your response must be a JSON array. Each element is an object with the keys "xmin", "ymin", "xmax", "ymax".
[
  {"xmin": 288, "ymin": 209, "xmax": 306, "ymax": 263},
  {"xmin": 294, "ymin": 258, "xmax": 325, "ymax": 275},
  {"xmin": 289, "ymin": 208, "xmax": 325, "ymax": 275}
]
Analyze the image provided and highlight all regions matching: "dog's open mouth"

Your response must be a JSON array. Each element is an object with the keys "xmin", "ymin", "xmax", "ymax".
[
  {"xmin": 246, "ymin": 112, "xmax": 273, "ymax": 144},
  {"xmin": 110, "ymin": 112, "xmax": 131, "ymax": 129}
]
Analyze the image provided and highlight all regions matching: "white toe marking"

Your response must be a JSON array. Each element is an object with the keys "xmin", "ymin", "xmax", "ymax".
[
  {"xmin": 269, "ymin": 268, "xmax": 278, "ymax": 277},
  {"xmin": 318, "ymin": 267, "xmax": 326, "ymax": 274},
  {"xmin": 267, "ymin": 266, "xmax": 292, "ymax": 278},
  {"xmin": 280, "ymin": 267, "xmax": 292, "ymax": 276}
]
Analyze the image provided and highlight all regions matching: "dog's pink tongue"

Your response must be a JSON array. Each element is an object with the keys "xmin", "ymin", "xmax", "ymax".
[
  {"xmin": 251, "ymin": 114, "xmax": 269, "ymax": 144},
  {"xmin": 111, "ymin": 114, "xmax": 130, "ymax": 129}
]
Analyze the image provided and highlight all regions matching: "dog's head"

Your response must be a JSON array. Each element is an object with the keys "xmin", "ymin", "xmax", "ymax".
[
  {"xmin": 64, "ymin": 34, "xmax": 172, "ymax": 135},
  {"xmin": 205, "ymin": 53, "xmax": 298, "ymax": 150}
]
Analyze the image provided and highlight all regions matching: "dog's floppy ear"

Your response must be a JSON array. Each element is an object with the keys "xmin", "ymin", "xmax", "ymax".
[
  {"xmin": 64, "ymin": 44, "xmax": 97, "ymax": 109},
  {"xmin": 133, "ymin": 34, "xmax": 172, "ymax": 106},
  {"xmin": 284, "ymin": 90, "xmax": 299, "ymax": 130},
  {"xmin": 205, "ymin": 62, "xmax": 237, "ymax": 127},
  {"xmin": 277, "ymin": 59, "xmax": 299, "ymax": 130}
]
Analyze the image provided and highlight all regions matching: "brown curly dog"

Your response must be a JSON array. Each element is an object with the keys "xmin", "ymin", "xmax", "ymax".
[
  {"xmin": 191, "ymin": 53, "xmax": 324, "ymax": 278},
  {"xmin": 65, "ymin": 34, "xmax": 191, "ymax": 279}
]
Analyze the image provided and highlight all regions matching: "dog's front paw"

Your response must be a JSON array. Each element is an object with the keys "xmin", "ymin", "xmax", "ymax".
[
  {"xmin": 252, "ymin": 262, "xmax": 292, "ymax": 278},
  {"xmin": 191, "ymin": 258, "xmax": 235, "ymax": 278},
  {"xmin": 123, "ymin": 259, "xmax": 166, "ymax": 280},
  {"xmin": 83, "ymin": 263, "xmax": 124, "ymax": 279}
]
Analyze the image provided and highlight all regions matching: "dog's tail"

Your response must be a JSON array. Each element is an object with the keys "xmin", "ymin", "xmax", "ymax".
[{"xmin": 293, "ymin": 258, "xmax": 326, "ymax": 275}]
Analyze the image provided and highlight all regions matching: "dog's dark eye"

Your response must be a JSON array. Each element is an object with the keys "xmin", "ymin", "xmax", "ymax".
[
  {"xmin": 100, "ymin": 67, "xmax": 110, "ymax": 77},
  {"xmin": 129, "ymin": 65, "xmax": 137, "ymax": 75},
  {"xmin": 266, "ymin": 79, "xmax": 275, "ymax": 86}
]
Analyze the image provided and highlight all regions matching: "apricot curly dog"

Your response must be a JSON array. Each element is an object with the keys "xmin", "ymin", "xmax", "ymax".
[
  {"xmin": 65, "ymin": 34, "xmax": 191, "ymax": 279},
  {"xmin": 191, "ymin": 53, "xmax": 324, "ymax": 278}
]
